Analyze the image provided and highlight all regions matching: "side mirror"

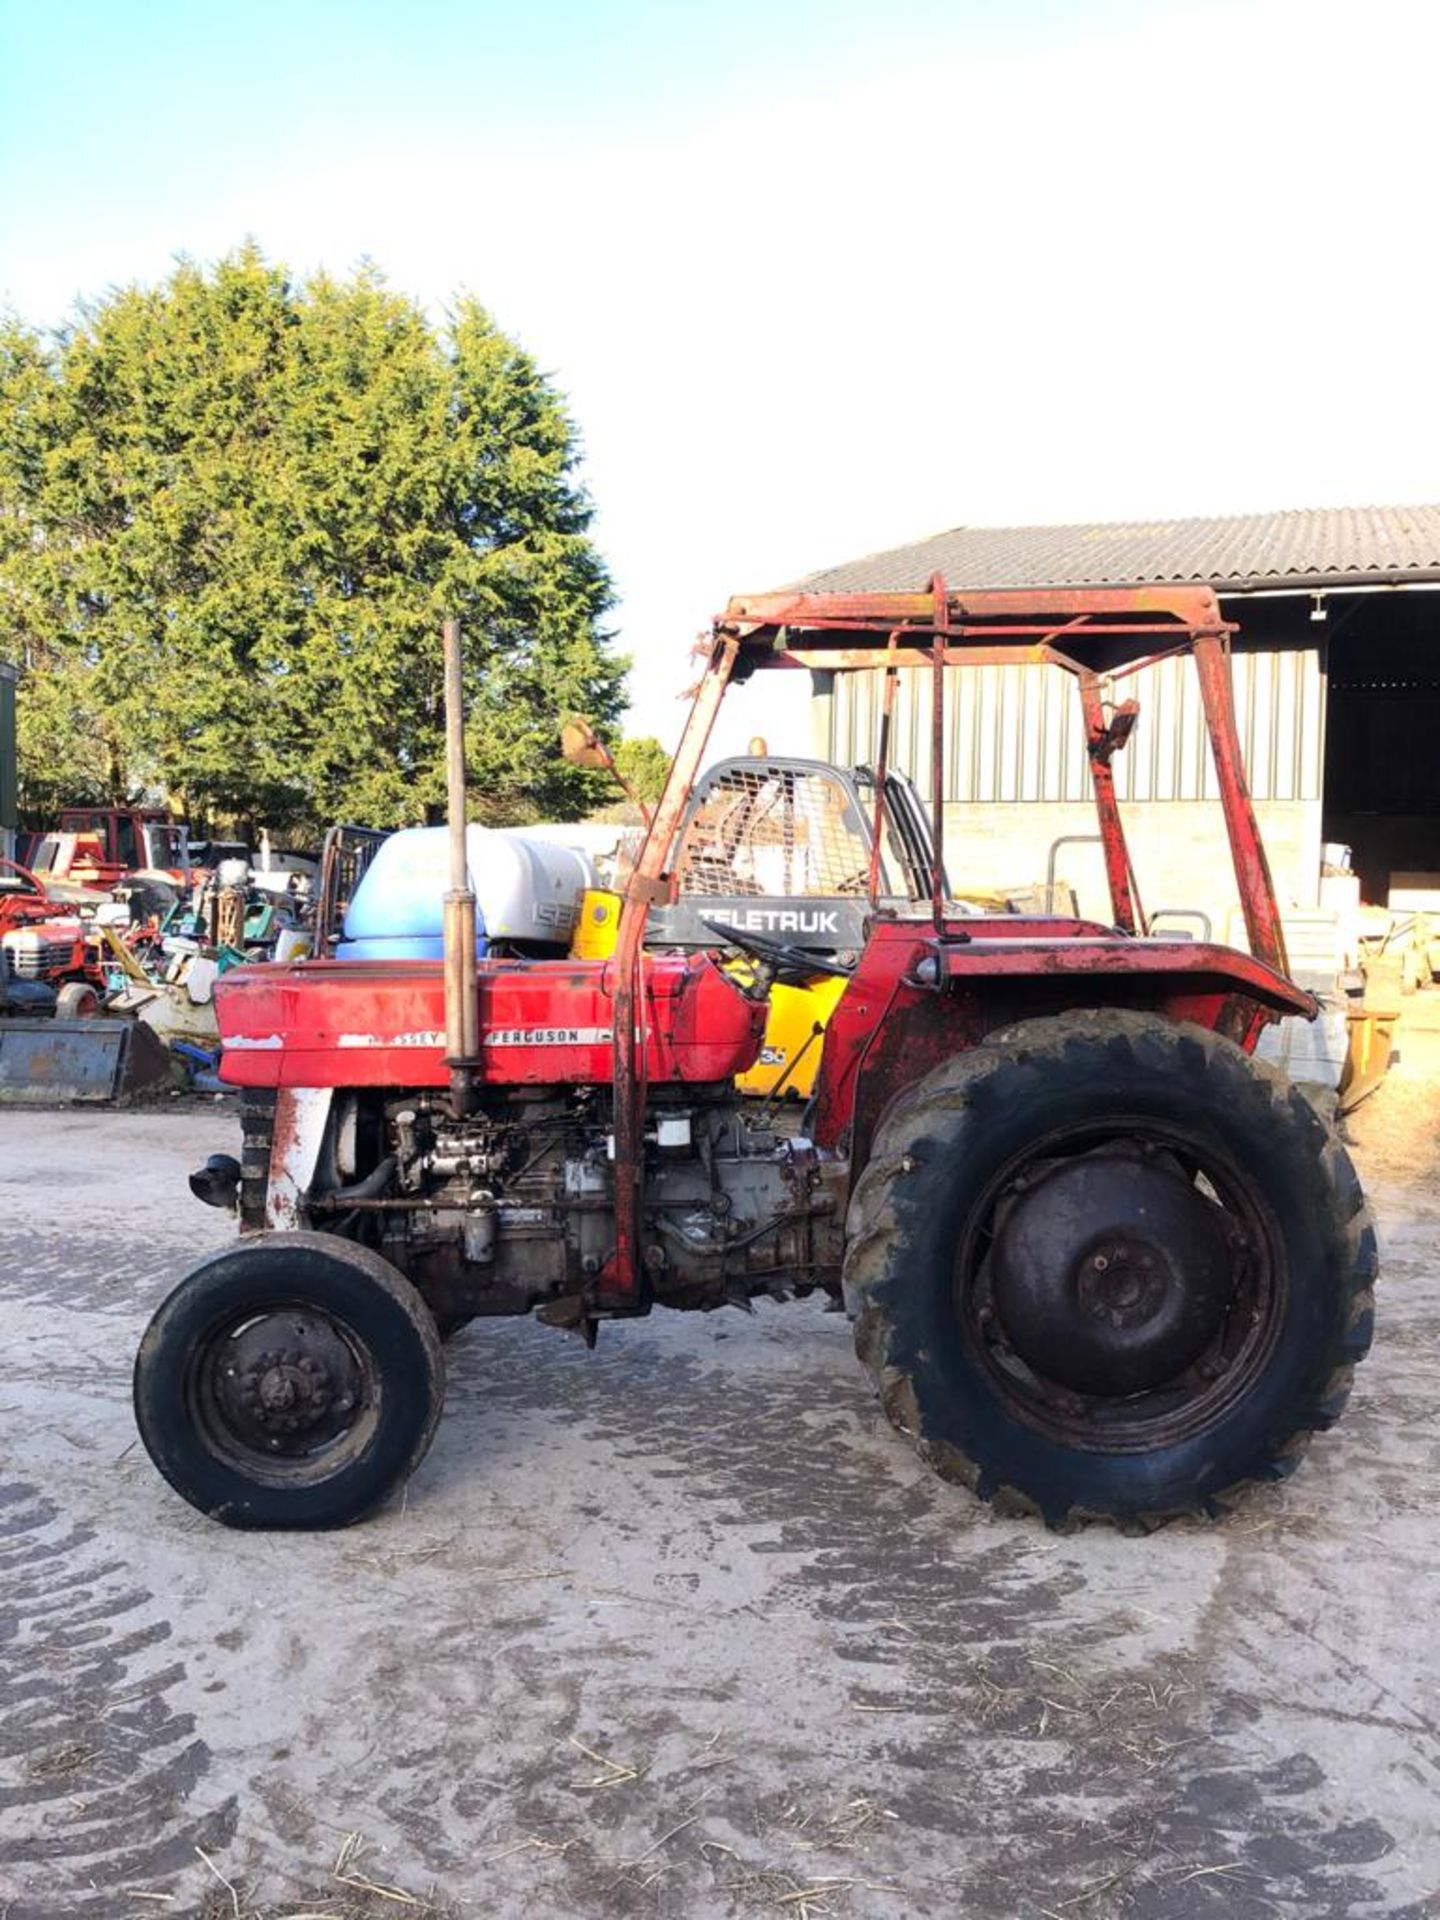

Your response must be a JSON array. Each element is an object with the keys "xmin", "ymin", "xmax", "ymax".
[
  {"xmin": 559, "ymin": 718, "xmax": 657, "ymax": 830},
  {"xmin": 560, "ymin": 718, "xmax": 614, "ymax": 772}
]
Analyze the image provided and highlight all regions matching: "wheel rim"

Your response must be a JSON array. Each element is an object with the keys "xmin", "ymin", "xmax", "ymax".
[
  {"xmin": 954, "ymin": 1118, "xmax": 1285, "ymax": 1455},
  {"xmin": 185, "ymin": 1299, "xmax": 380, "ymax": 1485}
]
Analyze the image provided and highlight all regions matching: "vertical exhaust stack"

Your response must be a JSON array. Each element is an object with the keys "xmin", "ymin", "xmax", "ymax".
[{"xmin": 442, "ymin": 617, "xmax": 481, "ymax": 1117}]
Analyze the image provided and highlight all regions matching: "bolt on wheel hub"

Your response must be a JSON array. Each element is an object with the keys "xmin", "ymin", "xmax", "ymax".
[
  {"xmin": 243, "ymin": 1349, "xmax": 334, "ymax": 1428},
  {"xmin": 210, "ymin": 1317, "xmax": 365, "ymax": 1459},
  {"xmin": 1075, "ymin": 1242, "xmax": 1167, "ymax": 1328}
]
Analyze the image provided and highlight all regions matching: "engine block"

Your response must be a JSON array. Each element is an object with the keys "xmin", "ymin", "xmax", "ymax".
[{"xmin": 260, "ymin": 1086, "xmax": 845, "ymax": 1324}]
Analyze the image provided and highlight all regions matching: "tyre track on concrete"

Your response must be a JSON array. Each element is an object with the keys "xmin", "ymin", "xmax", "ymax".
[
  {"xmin": 0, "ymin": 1476, "xmax": 235, "ymax": 1919},
  {"xmin": 227, "ymin": 1319, "xmax": 1102, "ymax": 1916},
  {"xmin": 347, "ymin": 1302, "xmax": 1427, "ymax": 1920},
  {"xmin": 0, "ymin": 1229, "xmax": 187, "ymax": 1317},
  {"xmin": 2, "ymin": 1102, "xmax": 1435, "ymax": 1918},
  {"xmin": 580, "ymin": 1337, "xmax": 1417, "ymax": 1919}
]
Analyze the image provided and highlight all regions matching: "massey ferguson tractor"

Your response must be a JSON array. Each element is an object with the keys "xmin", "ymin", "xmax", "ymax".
[{"xmin": 134, "ymin": 584, "xmax": 1376, "ymax": 1531}]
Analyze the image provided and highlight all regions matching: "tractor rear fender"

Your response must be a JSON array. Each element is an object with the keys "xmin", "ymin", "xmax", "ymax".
[{"xmin": 809, "ymin": 922, "xmax": 1316, "ymax": 1174}]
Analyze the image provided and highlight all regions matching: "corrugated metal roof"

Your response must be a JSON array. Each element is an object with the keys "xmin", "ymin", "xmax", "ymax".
[{"xmin": 798, "ymin": 504, "xmax": 1440, "ymax": 595}]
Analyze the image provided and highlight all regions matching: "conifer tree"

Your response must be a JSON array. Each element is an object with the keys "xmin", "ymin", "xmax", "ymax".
[{"xmin": 0, "ymin": 246, "xmax": 623, "ymax": 834}]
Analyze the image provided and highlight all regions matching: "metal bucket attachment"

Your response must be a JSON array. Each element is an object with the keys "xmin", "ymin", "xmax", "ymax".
[{"xmin": 0, "ymin": 1017, "xmax": 173, "ymax": 1104}]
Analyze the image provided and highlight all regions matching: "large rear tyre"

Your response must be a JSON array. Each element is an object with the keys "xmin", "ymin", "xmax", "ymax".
[
  {"xmin": 134, "ymin": 1231, "xmax": 445, "ymax": 1530},
  {"xmin": 844, "ymin": 1011, "xmax": 1376, "ymax": 1529}
]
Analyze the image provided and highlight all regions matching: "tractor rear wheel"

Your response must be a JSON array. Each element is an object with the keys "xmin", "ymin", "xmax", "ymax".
[
  {"xmin": 844, "ymin": 1011, "xmax": 1375, "ymax": 1529},
  {"xmin": 134, "ymin": 1231, "xmax": 444, "ymax": 1529}
]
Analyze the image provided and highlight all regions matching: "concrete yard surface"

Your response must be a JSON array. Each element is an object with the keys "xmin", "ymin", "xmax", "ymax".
[{"xmin": 2, "ymin": 1013, "xmax": 1439, "ymax": 1920}]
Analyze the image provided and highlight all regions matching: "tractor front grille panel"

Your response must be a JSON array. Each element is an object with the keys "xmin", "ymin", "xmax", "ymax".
[
  {"xmin": 2, "ymin": 935, "xmax": 77, "ymax": 979},
  {"xmin": 673, "ymin": 766, "xmax": 875, "ymax": 899}
]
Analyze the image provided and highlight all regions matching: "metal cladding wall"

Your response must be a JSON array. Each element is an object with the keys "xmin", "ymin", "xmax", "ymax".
[
  {"xmin": 814, "ymin": 644, "xmax": 1325, "ymax": 941},
  {"xmin": 824, "ymin": 646, "xmax": 1324, "ymax": 808}
]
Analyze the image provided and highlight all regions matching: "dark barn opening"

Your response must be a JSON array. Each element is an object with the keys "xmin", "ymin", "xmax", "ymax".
[{"xmin": 1322, "ymin": 593, "xmax": 1440, "ymax": 904}]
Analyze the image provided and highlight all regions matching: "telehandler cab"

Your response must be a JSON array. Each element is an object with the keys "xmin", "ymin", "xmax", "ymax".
[{"xmin": 135, "ymin": 581, "xmax": 1375, "ymax": 1531}]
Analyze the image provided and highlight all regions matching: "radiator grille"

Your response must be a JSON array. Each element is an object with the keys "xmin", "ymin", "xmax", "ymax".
[{"xmin": 2, "ymin": 933, "xmax": 78, "ymax": 978}]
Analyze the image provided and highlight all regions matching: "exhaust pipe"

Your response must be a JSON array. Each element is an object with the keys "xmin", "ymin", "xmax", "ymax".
[{"xmin": 442, "ymin": 617, "xmax": 481, "ymax": 1117}]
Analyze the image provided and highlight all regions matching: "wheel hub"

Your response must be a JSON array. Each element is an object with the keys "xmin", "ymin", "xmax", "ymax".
[
  {"xmin": 988, "ymin": 1153, "xmax": 1237, "ymax": 1398},
  {"xmin": 210, "ymin": 1314, "xmax": 364, "ymax": 1457},
  {"xmin": 1074, "ymin": 1241, "xmax": 1167, "ymax": 1329},
  {"xmin": 244, "ymin": 1350, "xmax": 334, "ymax": 1429}
]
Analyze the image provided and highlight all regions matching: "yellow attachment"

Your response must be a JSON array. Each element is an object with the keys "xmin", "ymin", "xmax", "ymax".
[
  {"xmin": 570, "ymin": 888, "xmax": 623, "ymax": 960},
  {"xmin": 566, "ymin": 885, "xmax": 844, "ymax": 1099},
  {"xmin": 733, "ymin": 972, "xmax": 847, "ymax": 1099}
]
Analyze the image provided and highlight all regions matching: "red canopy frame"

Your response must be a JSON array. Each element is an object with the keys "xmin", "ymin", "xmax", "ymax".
[{"xmin": 604, "ymin": 578, "xmax": 1288, "ymax": 1302}]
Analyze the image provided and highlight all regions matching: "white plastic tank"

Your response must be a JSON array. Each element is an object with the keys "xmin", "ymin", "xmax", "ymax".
[{"xmin": 339, "ymin": 825, "xmax": 596, "ymax": 960}]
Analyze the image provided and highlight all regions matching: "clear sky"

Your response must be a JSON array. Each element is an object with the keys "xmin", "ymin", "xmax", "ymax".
[{"xmin": 3, "ymin": 0, "xmax": 1437, "ymax": 752}]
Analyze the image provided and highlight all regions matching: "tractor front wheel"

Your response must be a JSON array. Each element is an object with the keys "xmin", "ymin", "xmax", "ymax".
[
  {"xmin": 56, "ymin": 981, "xmax": 101, "ymax": 1018},
  {"xmin": 134, "ymin": 1231, "xmax": 444, "ymax": 1529},
  {"xmin": 844, "ymin": 1011, "xmax": 1375, "ymax": 1529}
]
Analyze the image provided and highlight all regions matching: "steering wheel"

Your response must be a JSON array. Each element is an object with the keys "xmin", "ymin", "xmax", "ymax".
[{"xmin": 700, "ymin": 916, "xmax": 856, "ymax": 985}]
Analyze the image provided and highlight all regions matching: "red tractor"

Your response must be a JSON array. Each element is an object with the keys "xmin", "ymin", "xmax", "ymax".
[
  {"xmin": 135, "ymin": 585, "xmax": 1375, "ymax": 1531},
  {"xmin": 0, "ymin": 856, "xmax": 102, "ymax": 1014}
]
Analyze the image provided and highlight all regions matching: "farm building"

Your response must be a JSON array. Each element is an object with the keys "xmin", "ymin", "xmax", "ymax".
[{"xmin": 801, "ymin": 504, "xmax": 1440, "ymax": 950}]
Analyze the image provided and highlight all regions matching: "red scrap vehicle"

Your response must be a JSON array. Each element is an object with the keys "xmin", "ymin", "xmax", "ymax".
[
  {"xmin": 0, "ymin": 857, "xmax": 102, "ymax": 1014},
  {"xmin": 134, "ymin": 585, "xmax": 1375, "ymax": 1532},
  {"xmin": 24, "ymin": 806, "xmax": 192, "ymax": 895}
]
